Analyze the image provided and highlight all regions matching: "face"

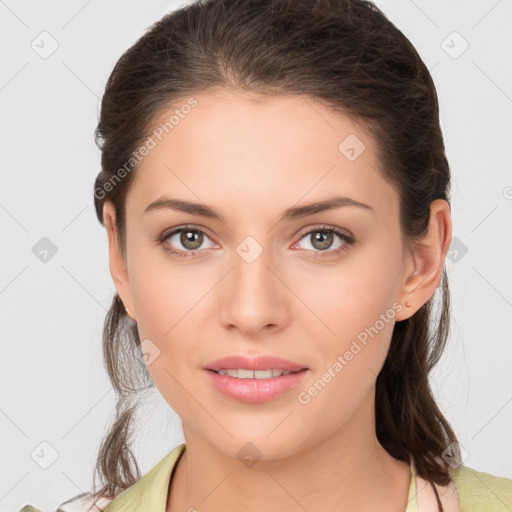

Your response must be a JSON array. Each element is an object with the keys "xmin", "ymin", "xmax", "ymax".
[{"xmin": 104, "ymin": 89, "xmax": 445, "ymax": 461}]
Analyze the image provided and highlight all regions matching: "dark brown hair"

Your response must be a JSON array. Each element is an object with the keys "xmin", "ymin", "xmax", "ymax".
[{"xmin": 86, "ymin": 0, "xmax": 461, "ymax": 509}]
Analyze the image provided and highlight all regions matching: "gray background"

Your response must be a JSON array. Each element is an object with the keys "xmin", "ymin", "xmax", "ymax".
[{"xmin": 1, "ymin": 0, "xmax": 511, "ymax": 510}]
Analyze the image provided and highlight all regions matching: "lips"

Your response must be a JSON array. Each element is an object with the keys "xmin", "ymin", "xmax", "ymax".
[
  {"xmin": 204, "ymin": 366, "xmax": 310, "ymax": 403},
  {"xmin": 205, "ymin": 355, "xmax": 308, "ymax": 373}
]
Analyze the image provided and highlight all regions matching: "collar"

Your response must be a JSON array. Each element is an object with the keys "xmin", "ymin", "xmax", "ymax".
[{"xmin": 104, "ymin": 442, "xmax": 186, "ymax": 512}]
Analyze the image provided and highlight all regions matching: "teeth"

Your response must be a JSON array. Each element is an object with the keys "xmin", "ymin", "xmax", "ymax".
[{"xmin": 216, "ymin": 368, "xmax": 292, "ymax": 378}]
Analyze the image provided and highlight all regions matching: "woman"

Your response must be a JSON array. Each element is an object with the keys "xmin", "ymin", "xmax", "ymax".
[{"xmin": 20, "ymin": 0, "xmax": 511, "ymax": 511}]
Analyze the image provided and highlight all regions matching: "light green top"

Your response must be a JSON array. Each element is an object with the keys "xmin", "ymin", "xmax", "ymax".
[
  {"xmin": 101, "ymin": 443, "xmax": 512, "ymax": 512},
  {"xmin": 19, "ymin": 443, "xmax": 512, "ymax": 512}
]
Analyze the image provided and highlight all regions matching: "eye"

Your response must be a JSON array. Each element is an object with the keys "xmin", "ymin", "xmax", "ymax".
[
  {"xmin": 293, "ymin": 225, "xmax": 355, "ymax": 258},
  {"xmin": 157, "ymin": 225, "xmax": 216, "ymax": 258},
  {"xmin": 157, "ymin": 224, "xmax": 356, "ymax": 260}
]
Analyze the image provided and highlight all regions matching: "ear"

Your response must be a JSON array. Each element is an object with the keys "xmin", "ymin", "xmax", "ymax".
[
  {"xmin": 395, "ymin": 199, "xmax": 452, "ymax": 322},
  {"xmin": 103, "ymin": 201, "xmax": 136, "ymax": 321}
]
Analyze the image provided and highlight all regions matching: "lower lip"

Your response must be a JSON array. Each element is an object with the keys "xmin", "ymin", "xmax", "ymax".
[{"xmin": 203, "ymin": 369, "xmax": 309, "ymax": 403}]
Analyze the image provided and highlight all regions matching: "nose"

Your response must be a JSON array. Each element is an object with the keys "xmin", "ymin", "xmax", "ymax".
[{"xmin": 218, "ymin": 242, "xmax": 290, "ymax": 336}]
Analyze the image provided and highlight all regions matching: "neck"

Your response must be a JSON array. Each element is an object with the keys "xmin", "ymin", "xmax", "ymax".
[{"xmin": 167, "ymin": 389, "xmax": 411, "ymax": 512}]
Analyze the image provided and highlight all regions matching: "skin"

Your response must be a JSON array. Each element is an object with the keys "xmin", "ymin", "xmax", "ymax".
[{"xmin": 103, "ymin": 88, "xmax": 452, "ymax": 512}]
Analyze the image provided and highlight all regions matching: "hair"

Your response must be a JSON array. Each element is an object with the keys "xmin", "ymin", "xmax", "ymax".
[{"xmin": 85, "ymin": 0, "xmax": 462, "ymax": 510}]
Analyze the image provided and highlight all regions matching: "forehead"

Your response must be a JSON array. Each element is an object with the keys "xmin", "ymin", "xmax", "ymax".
[{"xmin": 126, "ymin": 89, "xmax": 399, "ymax": 221}]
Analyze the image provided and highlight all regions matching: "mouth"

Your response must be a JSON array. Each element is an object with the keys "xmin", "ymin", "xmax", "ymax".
[
  {"xmin": 203, "ymin": 367, "xmax": 309, "ymax": 403},
  {"xmin": 204, "ymin": 354, "xmax": 309, "ymax": 374},
  {"xmin": 206, "ymin": 368, "xmax": 307, "ymax": 378}
]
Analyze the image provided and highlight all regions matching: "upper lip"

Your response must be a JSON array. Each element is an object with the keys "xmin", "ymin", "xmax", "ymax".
[{"xmin": 205, "ymin": 355, "xmax": 308, "ymax": 372}]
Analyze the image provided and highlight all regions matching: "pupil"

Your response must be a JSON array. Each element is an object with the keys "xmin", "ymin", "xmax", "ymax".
[
  {"xmin": 182, "ymin": 230, "xmax": 202, "ymax": 250},
  {"xmin": 313, "ymin": 231, "xmax": 332, "ymax": 250}
]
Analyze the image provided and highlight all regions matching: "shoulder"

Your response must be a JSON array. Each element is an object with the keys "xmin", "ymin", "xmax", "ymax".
[
  {"xmin": 449, "ymin": 465, "xmax": 512, "ymax": 511},
  {"xmin": 18, "ymin": 444, "xmax": 187, "ymax": 512},
  {"xmin": 102, "ymin": 443, "xmax": 187, "ymax": 512},
  {"xmin": 18, "ymin": 492, "xmax": 112, "ymax": 512},
  {"xmin": 57, "ymin": 492, "xmax": 113, "ymax": 512}
]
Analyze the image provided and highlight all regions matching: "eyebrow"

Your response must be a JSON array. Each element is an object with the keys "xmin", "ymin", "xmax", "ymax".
[{"xmin": 143, "ymin": 195, "xmax": 374, "ymax": 222}]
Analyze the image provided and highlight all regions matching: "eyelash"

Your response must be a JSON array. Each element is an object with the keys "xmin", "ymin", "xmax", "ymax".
[{"xmin": 156, "ymin": 224, "xmax": 356, "ymax": 260}]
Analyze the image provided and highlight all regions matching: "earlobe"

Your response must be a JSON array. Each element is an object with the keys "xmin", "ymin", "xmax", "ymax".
[
  {"xmin": 395, "ymin": 199, "xmax": 452, "ymax": 322},
  {"xmin": 103, "ymin": 201, "xmax": 136, "ymax": 319}
]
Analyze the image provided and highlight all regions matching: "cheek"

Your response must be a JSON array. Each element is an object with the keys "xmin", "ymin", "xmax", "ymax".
[
  {"xmin": 295, "ymin": 280, "xmax": 396, "ymax": 431},
  {"xmin": 296, "ymin": 255, "xmax": 400, "ymax": 343},
  {"xmin": 291, "ymin": 245, "xmax": 401, "ymax": 392},
  {"xmin": 129, "ymin": 245, "xmax": 211, "ymax": 336},
  {"xmin": 127, "ymin": 253, "xmax": 211, "ymax": 400}
]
